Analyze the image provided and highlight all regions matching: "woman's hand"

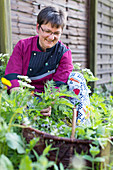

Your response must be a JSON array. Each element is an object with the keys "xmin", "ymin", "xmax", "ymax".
[{"xmin": 40, "ymin": 106, "xmax": 51, "ymax": 116}]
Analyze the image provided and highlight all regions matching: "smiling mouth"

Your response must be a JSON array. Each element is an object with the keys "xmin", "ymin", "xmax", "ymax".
[{"xmin": 46, "ymin": 39, "xmax": 54, "ymax": 43}]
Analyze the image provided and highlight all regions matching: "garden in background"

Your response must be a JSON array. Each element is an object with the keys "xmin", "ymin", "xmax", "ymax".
[{"xmin": 0, "ymin": 53, "xmax": 113, "ymax": 170}]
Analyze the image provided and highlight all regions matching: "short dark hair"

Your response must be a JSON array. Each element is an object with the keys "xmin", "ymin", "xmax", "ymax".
[{"xmin": 37, "ymin": 6, "xmax": 66, "ymax": 29}]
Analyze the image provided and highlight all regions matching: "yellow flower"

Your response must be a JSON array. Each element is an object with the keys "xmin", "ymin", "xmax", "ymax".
[
  {"xmin": 31, "ymin": 90, "xmax": 34, "ymax": 96},
  {"xmin": 3, "ymin": 86, "xmax": 7, "ymax": 90},
  {"xmin": 1, "ymin": 77, "xmax": 12, "ymax": 87},
  {"xmin": 85, "ymin": 116, "xmax": 88, "ymax": 119},
  {"xmin": 78, "ymin": 119, "xmax": 81, "ymax": 124},
  {"xmin": 86, "ymin": 105, "xmax": 94, "ymax": 111}
]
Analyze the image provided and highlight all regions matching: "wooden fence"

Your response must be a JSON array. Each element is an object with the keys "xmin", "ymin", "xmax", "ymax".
[{"xmin": 96, "ymin": 0, "xmax": 113, "ymax": 87}]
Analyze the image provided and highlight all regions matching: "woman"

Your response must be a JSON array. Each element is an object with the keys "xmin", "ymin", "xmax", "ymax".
[{"xmin": 4, "ymin": 6, "xmax": 90, "ymax": 124}]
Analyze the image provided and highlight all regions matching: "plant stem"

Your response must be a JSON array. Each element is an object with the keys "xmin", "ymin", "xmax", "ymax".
[
  {"xmin": 0, "ymin": 93, "xmax": 2, "ymax": 117},
  {"xmin": 10, "ymin": 124, "xmax": 29, "ymax": 129},
  {"xmin": 92, "ymin": 161, "xmax": 94, "ymax": 170},
  {"xmin": 71, "ymin": 107, "xmax": 76, "ymax": 139},
  {"xmin": 92, "ymin": 156, "xmax": 95, "ymax": 170},
  {"xmin": 8, "ymin": 111, "xmax": 18, "ymax": 132},
  {"xmin": 0, "ymin": 142, "xmax": 8, "ymax": 155}
]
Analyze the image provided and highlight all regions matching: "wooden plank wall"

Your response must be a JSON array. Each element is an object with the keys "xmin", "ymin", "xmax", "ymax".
[
  {"xmin": 0, "ymin": 0, "xmax": 12, "ymax": 54},
  {"xmin": 10, "ymin": 0, "xmax": 89, "ymax": 68},
  {"xmin": 96, "ymin": 0, "xmax": 113, "ymax": 87}
]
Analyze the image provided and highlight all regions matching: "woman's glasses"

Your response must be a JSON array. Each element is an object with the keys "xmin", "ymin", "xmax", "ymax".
[{"xmin": 40, "ymin": 26, "xmax": 61, "ymax": 37}]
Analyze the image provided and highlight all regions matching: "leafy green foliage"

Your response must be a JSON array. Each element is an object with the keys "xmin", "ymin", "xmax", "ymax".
[
  {"xmin": 73, "ymin": 63, "xmax": 99, "ymax": 83},
  {"xmin": 22, "ymin": 80, "xmax": 77, "ymax": 137},
  {"xmin": 82, "ymin": 144, "xmax": 105, "ymax": 170},
  {"xmin": 35, "ymin": 80, "xmax": 75, "ymax": 110},
  {"xmin": 0, "ymin": 154, "xmax": 14, "ymax": 170},
  {"xmin": 1, "ymin": 55, "xmax": 113, "ymax": 169},
  {"xmin": 0, "ymin": 54, "xmax": 9, "ymax": 80},
  {"xmin": 19, "ymin": 155, "xmax": 32, "ymax": 170},
  {"xmin": 31, "ymin": 147, "xmax": 55, "ymax": 170},
  {"xmin": 1, "ymin": 88, "xmax": 32, "ymax": 123},
  {"xmin": 6, "ymin": 133, "xmax": 25, "ymax": 154}
]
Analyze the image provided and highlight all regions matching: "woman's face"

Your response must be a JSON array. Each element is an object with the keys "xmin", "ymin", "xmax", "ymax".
[{"xmin": 36, "ymin": 22, "xmax": 62, "ymax": 51}]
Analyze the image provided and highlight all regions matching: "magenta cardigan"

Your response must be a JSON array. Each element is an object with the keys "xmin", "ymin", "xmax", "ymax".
[{"xmin": 5, "ymin": 35, "xmax": 73, "ymax": 93}]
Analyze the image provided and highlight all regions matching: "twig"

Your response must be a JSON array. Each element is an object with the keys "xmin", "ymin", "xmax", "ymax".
[{"xmin": 71, "ymin": 107, "xmax": 77, "ymax": 139}]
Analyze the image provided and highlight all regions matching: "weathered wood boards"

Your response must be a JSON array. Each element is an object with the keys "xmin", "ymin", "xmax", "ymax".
[{"xmin": 96, "ymin": 0, "xmax": 113, "ymax": 87}]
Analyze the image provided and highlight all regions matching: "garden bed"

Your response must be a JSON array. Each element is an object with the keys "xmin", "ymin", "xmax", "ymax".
[{"xmin": 22, "ymin": 126, "xmax": 113, "ymax": 169}]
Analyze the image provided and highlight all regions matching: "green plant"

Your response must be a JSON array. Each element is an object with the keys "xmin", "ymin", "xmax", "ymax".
[
  {"xmin": 18, "ymin": 137, "xmax": 63, "ymax": 170},
  {"xmin": 0, "ymin": 116, "xmax": 25, "ymax": 154},
  {"xmin": 0, "ymin": 117, "xmax": 8, "ymax": 155},
  {"xmin": 0, "ymin": 154, "xmax": 14, "ymax": 170},
  {"xmin": 82, "ymin": 144, "xmax": 105, "ymax": 170},
  {"xmin": 0, "ymin": 53, "xmax": 9, "ymax": 81},
  {"xmin": 73, "ymin": 63, "xmax": 99, "ymax": 83},
  {"xmin": 0, "ymin": 87, "xmax": 32, "ymax": 123},
  {"xmin": 1, "ymin": 58, "xmax": 113, "ymax": 169},
  {"xmin": 22, "ymin": 80, "xmax": 78, "ymax": 137},
  {"xmin": 0, "ymin": 116, "xmax": 26, "ymax": 169}
]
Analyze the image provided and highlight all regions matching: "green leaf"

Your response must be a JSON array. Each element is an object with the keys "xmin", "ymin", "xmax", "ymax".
[
  {"xmin": 0, "ymin": 154, "xmax": 14, "ymax": 170},
  {"xmin": 58, "ymin": 98, "xmax": 74, "ymax": 108},
  {"xmin": 94, "ymin": 157, "xmax": 105, "ymax": 162},
  {"xmin": 83, "ymin": 155, "xmax": 94, "ymax": 162},
  {"xmin": 33, "ymin": 149, "xmax": 39, "ymax": 161},
  {"xmin": 19, "ymin": 155, "xmax": 32, "ymax": 170},
  {"xmin": 46, "ymin": 161, "xmax": 55, "ymax": 168},
  {"xmin": 54, "ymin": 164, "xmax": 59, "ymax": 170},
  {"xmin": 86, "ymin": 129, "xmax": 96, "ymax": 138},
  {"xmin": 38, "ymin": 156, "xmax": 48, "ymax": 167},
  {"xmin": 76, "ymin": 127, "xmax": 85, "ymax": 137},
  {"xmin": 5, "ymin": 132, "xmax": 25, "ymax": 154},
  {"xmin": 96, "ymin": 125, "xmax": 106, "ymax": 137},
  {"xmin": 15, "ymin": 107, "xmax": 23, "ymax": 114},
  {"xmin": 43, "ymin": 144, "xmax": 52, "ymax": 156},
  {"xmin": 26, "ymin": 138, "xmax": 39, "ymax": 154},
  {"xmin": 89, "ymin": 144, "xmax": 100, "ymax": 157},
  {"xmin": 59, "ymin": 163, "xmax": 64, "ymax": 170},
  {"xmin": 29, "ymin": 138, "xmax": 39, "ymax": 149}
]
